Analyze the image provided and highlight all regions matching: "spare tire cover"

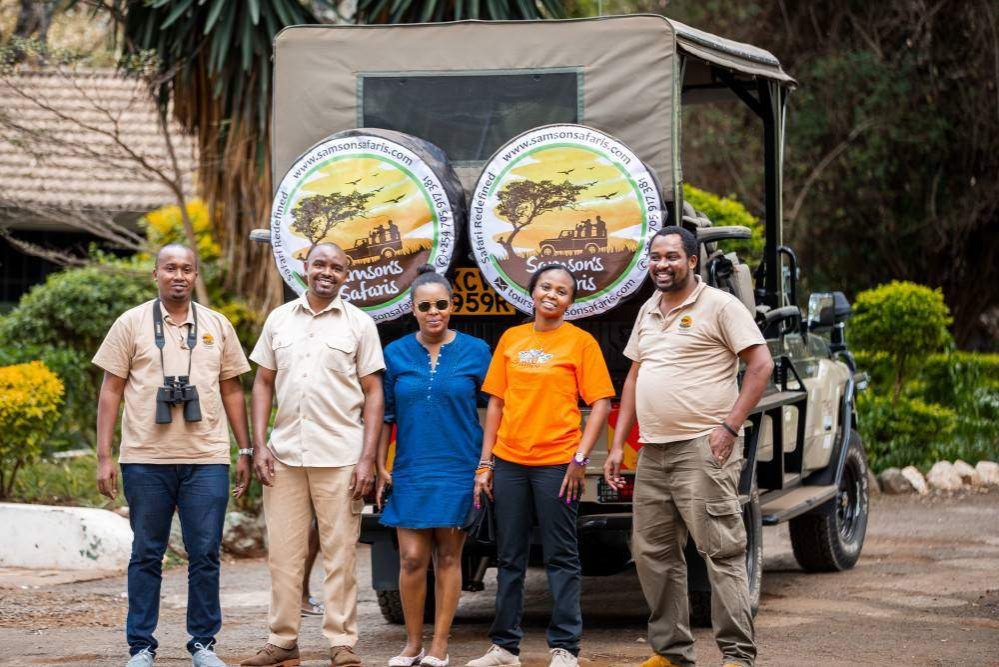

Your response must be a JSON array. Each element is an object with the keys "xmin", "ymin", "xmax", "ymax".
[
  {"xmin": 269, "ymin": 128, "xmax": 464, "ymax": 322},
  {"xmin": 469, "ymin": 124, "xmax": 664, "ymax": 320}
]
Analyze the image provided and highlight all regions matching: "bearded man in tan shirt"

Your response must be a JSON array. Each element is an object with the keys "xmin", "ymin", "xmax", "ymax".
[
  {"xmin": 93, "ymin": 244, "xmax": 252, "ymax": 667},
  {"xmin": 243, "ymin": 243, "xmax": 384, "ymax": 667},
  {"xmin": 605, "ymin": 226, "xmax": 773, "ymax": 667}
]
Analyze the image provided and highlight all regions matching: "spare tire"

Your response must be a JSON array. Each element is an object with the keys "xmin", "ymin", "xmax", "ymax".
[
  {"xmin": 269, "ymin": 128, "xmax": 465, "ymax": 322},
  {"xmin": 468, "ymin": 123, "xmax": 665, "ymax": 320}
]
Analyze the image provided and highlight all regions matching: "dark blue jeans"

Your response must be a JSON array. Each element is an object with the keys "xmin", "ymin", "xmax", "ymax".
[
  {"xmin": 121, "ymin": 463, "xmax": 229, "ymax": 657},
  {"xmin": 490, "ymin": 458, "xmax": 582, "ymax": 656}
]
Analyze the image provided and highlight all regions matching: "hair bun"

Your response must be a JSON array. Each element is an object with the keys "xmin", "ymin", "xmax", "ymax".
[{"xmin": 415, "ymin": 264, "xmax": 436, "ymax": 276}]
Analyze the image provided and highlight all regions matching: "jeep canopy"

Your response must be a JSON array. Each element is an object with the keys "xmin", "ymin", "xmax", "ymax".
[{"xmin": 271, "ymin": 15, "xmax": 796, "ymax": 207}]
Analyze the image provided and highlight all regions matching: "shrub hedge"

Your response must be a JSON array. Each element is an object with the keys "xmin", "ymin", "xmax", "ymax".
[{"xmin": 0, "ymin": 361, "xmax": 64, "ymax": 497}]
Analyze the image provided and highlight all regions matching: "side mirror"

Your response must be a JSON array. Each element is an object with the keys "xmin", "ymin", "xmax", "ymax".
[{"xmin": 807, "ymin": 291, "xmax": 851, "ymax": 331}]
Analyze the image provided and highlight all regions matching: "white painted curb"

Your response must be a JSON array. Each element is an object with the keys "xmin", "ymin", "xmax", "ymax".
[{"xmin": 0, "ymin": 503, "xmax": 132, "ymax": 572}]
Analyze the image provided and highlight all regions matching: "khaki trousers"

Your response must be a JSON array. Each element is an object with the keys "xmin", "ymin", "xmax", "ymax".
[
  {"xmin": 632, "ymin": 435, "xmax": 756, "ymax": 667},
  {"xmin": 262, "ymin": 459, "xmax": 362, "ymax": 649}
]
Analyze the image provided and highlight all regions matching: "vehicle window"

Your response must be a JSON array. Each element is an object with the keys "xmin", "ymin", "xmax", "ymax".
[
  {"xmin": 359, "ymin": 70, "xmax": 580, "ymax": 165},
  {"xmin": 783, "ymin": 333, "xmax": 819, "ymax": 379},
  {"xmin": 806, "ymin": 333, "xmax": 832, "ymax": 360}
]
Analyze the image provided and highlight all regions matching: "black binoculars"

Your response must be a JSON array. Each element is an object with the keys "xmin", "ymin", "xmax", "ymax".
[{"xmin": 155, "ymin": 375, "xmax": 202, "ymax": 424}]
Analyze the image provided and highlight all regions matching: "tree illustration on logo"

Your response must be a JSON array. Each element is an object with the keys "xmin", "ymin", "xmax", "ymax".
[
  {"xmin": 291, "ymin": 190, "xmax": 375, "ymax": 245},
  {"xmin": 496, "ymin": 179, "xmax": 586, "ymax": 255}
]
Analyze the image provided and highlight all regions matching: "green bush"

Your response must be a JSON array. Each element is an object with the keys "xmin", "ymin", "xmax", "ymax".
[
  {"xmin": 850, "ymin": 281, "xmax": 952, "ymax": 404},
  {"xmin": 0, "ymin": 265, "xmax": 153, "ymax": 355},
  {"xmin": 917, "ymin": 351, "xmax": 999, "ymax": 464},
  {"xmin": 683, "ymin": 184, "xmax": 765, "ymax": 267},
  {"xmin": 0, "ymin": 361, "xmax": 65, "ymax": 497},
  {"xmin": 857, "ymin": 393, "xmax": 957, "ymax": 471},
  {"xmin": 11, "ymin": 451, "xmax": 121, "ymax": 508}
]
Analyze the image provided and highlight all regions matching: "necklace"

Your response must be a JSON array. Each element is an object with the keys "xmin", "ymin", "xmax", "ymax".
[{"xmin": 519, "ymin": 325, "xmax": 555, "ymax": 366}]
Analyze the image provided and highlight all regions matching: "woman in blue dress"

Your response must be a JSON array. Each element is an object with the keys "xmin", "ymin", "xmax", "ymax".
[{"xmin": 376, "ymin": 265, "xmax": 492, "ymax": 667}]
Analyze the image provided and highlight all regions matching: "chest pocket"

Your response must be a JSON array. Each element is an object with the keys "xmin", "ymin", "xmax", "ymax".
[
  {"xmin": 324, "ymin": 338, "xmax": 356, "ymax": 373},
  {"xmin": 271, "ymin": 336, "xmax": 295, "ymax": 369}
]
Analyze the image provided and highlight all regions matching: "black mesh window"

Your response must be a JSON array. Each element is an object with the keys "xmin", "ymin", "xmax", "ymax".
[{"xmin": 360, "ymin": 70, "xmax": 580, "ymax": 164}]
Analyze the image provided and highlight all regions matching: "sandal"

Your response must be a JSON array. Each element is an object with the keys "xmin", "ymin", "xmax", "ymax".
[
  {"xmin": 300, "ymin": 596, "xmax": 324, "ymax": 617},
  {"xmin": 420, "ymin": 655, "xmax": 449, "ymax": 667},
  {"xmin": 388, "ymin": 649, "xmax": 425, "ymax": 666}
]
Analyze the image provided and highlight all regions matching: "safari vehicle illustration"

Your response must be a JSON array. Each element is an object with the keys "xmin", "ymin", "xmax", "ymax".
[
  {"xmin": 344, "ymin": 221, "xmax": 403, "ymax": 262},
  {"xmin": 539, "ymin": 217, "xmax": 609, "ymax": 256},
  {"xmin": 259, "ymin": 16, "xmax": 871, "ymax": 628}
]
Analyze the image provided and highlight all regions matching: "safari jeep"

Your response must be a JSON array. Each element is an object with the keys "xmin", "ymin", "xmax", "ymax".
[{"xmin": 258, "ymin": 15, "xmax": 871, "ymax": 627}]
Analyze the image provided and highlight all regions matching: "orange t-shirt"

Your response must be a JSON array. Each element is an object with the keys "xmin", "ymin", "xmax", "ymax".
[{"xmin": 482, "ymin": 322, "xmax": 615, "ymax": 466}]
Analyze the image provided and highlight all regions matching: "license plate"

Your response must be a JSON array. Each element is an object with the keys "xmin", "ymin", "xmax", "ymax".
[{"xmin": 452, "ymin": 268, "xmax": 516, "ymax": 316}]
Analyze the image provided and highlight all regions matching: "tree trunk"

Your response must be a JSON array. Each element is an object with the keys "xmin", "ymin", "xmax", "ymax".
[{"xmin": 13, "ymin": 0, "xmax": 56, "ymax": 41}]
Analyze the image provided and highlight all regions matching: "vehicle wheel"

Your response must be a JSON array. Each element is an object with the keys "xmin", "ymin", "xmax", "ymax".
[
  {"xmin": 789, "ymin": 430, "xmax": 869, "ymax": 572},
  {"xmin": 381, "ymin": 247, "xmax": 396, "ymax": 259},
  {"xmin": 376, "ymin": 588, "xmax": 405, "ymax": 624},
  {"xmin": 584, "ymin": 243, "xmax": 599, "ymax": 254},
  {"xmin": 375, "ymin": 574, "xmax": 437, "ymax": 624},
  {"xmin": 540, "ymin": 244, "xmax": 555, "ymax": 257},
  {"xmin": 688, "ymin": 490, "xmax": 762, "ymax": 627}
]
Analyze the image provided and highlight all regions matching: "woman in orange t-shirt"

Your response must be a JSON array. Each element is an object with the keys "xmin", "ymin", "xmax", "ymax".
[{"xmin": 468, "ymin": 265, "xmax": 614, "ymax": 667}]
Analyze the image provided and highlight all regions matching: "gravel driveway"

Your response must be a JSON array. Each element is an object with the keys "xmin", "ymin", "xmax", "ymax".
[{"xmin": 2, "ymin": 490, "xmax": 997, "ymax": 666}]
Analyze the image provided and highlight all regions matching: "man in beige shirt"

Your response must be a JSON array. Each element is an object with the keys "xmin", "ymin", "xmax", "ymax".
[
  {"xmin": 93, "ymin": 244, "xmax": 252, "ymax": 667},
  {"xmin": 604, "ymin": 226, "xmax": 773, "ymax": 667},
  {"xmin": 243, "ymin": 243, "xmax": 384, "ymax": 667}
]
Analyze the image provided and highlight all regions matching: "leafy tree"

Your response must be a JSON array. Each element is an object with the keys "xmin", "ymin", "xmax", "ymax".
[
  {"xmin": 849, "ymin": 281, "xmax": 952, "ymax": 405},
  {"xmin": 666, "ymin": 1, "xmax": 999, "ymax": 348},
  {"xmin": 496, "ymin": 179, "xmax": 586, "ymax": 254},
  {"xmin": 97, "ymin": 0, "xmax": 329, "ymax": 310},
  {"xmin": 291, "ymin": 190, "xmax": 375, "ymax": 246},
  {"xmin": 683, "ymin": 184, "xmax": 763, "ymax": 267}
]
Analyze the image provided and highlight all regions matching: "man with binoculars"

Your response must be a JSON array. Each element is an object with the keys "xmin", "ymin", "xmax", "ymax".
[{"xmin": 93, "ymin": 244, "xmax": 253, "ymax": 667}]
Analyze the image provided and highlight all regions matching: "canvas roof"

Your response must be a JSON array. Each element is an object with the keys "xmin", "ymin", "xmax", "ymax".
[
  {"xmin": 0, "ymin": 68, "xmax": 196, "ymax": 221},
  {"xmin": 271, "ymin": 15, "xmax": 795, "ymax": 202}
]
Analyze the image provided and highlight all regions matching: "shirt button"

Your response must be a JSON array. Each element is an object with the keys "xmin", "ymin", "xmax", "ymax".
[
  {"xmin": 303, "ymin": 373, "xmax": 308, "ymax": 378},
  {"xmin": 309, "ymin": 333, "xmax": 315, "ymax": 339}
]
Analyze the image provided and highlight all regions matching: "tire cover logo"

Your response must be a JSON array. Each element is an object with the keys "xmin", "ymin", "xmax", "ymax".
[
  {"xmin": 470, "ymin": 125, "xmax": 663, "ymax": 319},
  {"xmin": 270, "ymin": 134, "xmax": 457, "ymax": 322}
]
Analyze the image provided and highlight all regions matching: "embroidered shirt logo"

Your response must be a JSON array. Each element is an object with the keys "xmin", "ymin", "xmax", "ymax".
[
  {"xmin": 202, "ymin": 333, "xmax": 215, "ymax": 346},
  {"xmin": 518, "ymin": 348, "xmax": 553, "ymax": 365},
  {"xmin": 678, "ymin": 315, "xmax": 693, "ymax": 331}
]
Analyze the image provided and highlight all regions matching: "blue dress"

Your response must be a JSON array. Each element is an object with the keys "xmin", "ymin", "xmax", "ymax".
[{"xmin": 380, "ymin": 331, "xmax": 492, "ymax": 528}]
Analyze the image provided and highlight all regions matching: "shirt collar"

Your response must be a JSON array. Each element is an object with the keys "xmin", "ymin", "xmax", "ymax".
[
  {"xmin": 297, "ymin": 292, "xmax": 344, "ymax": 317},
  {"xmin": 648, "ymin": 276, "xmax": 706, "ymax": 318},
  {"xmin": 160, "ymin": 300, "xmax": 195, "ymax": 326}
]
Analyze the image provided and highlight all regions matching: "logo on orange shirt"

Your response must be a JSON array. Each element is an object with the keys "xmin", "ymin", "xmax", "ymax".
[{"xmin": 517, "ymin": 348, "xmax": 553, "ymax": 365}]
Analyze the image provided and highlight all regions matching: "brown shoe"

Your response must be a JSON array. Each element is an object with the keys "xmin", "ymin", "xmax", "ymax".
[
  {"xmin": 240, "ymin": 643, "xmax": 301, "ymax": 667},
  {"xmin": 331, "ymin": 645, "xmax": 363, "ymax": 666}
]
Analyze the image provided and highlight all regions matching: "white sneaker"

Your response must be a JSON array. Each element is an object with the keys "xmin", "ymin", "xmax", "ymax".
[
  {"xmin": 125, "ymin": 649, "xmax": 154, "ymax": 667},
  {"xmin": 548, "ymin": 648, "xmax": 577, "ymax": 667},
  {"xmin": 465, "ymin": 645, "xmax": 521, "ymax": 667}
]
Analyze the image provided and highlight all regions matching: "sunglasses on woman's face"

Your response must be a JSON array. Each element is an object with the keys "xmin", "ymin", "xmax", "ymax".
[{"xmin": 416, "ymin": 299, "xmax": 451, "ymax": 313}]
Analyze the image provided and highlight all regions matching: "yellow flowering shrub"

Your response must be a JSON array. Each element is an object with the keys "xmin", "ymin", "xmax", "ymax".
[
  {"xmin": 0, "ymin": 361, "xmax": 65, "ymax": 498},
  {"xmin": 142, "ymin": 198, "xmax": 221, "ymax": 262}
]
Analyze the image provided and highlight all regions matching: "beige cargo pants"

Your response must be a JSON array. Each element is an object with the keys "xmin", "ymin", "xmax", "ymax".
[
  {"xmin": 632, "ymin": 435, "xmax": 756, "ymax": 667},
  {"xmin": 262, "ymin": 460, "xmax": 363, "ymax": 650}
]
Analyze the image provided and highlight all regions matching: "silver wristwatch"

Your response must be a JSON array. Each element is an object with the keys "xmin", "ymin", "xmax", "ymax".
[{"xmin": 238, "ymin": 448, "xmax": 254, "ymax": 457}]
